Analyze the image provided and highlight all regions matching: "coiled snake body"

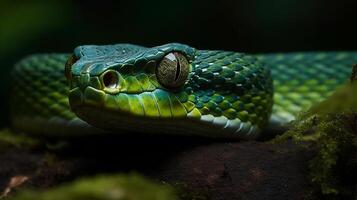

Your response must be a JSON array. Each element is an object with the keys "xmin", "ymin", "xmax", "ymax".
[{"xmin": 9, "ymin": 43, "xmax": 357, "ymax": 139}]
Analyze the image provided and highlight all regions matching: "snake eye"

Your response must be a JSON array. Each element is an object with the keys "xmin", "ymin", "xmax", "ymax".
[
  {"xmin": 102, "ymin": 70, "xmax": 119, "ymax": 89},
  {"xmin": 156, "ymin": 52, "xmax": 190, "ymax": 89}
]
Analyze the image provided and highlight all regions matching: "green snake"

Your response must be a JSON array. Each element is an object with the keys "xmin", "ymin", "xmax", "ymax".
[{"xmin": 9, "ymin": 43, "xmax": 357, "ymax": 139}]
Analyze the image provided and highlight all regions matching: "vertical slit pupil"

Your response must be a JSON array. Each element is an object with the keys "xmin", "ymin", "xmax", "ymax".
[{"xmin": 174, "ymin": 56, "xmax": 181, "ymax": 81}]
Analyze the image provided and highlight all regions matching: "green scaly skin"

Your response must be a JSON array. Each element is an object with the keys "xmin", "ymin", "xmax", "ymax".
[{"xmin": 9, "ymin": 43, "xmax": 357, "ymax": 139}]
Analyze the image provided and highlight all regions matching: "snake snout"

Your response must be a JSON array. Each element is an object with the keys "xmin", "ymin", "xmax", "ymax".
[
  {"xmin": 65, "ymin": 54, "xmax": 78, "ymax": 81},
  {"xmin": 68, "ymin": 70, "xmax": 122, "ymax": 112}
]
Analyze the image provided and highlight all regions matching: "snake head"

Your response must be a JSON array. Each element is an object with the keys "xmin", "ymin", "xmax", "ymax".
[
  {"xmin": 65, "ymin": 43, "xmax": 273, "ymax": 139},
  {"xmin": 65, "ymin": 43, "xmax": 201, "ymax": 132}
]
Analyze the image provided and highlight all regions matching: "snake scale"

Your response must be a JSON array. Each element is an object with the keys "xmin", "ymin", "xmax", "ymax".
[{"xmin": 9, "ymin": 43, "xmax": 357, "ymax": 139}]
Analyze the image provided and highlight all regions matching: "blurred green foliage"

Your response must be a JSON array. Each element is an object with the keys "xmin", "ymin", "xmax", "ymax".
[
  {"xmin": 0, "ymin": 129, "xmax": 42, "ymax": 152},
  {"xmin": 10, "ymin": 173, "xmax": 178, "ymax": 200}
]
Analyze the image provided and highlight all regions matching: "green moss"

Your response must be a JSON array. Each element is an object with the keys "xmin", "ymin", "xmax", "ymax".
[
  {"xmin": 0, "ymin": 129, "xmax": 42, "ymax": 152},
  {"xmin": 273, "ymin": 83, "xmax": 357, "ymax": 196},
  {"xmin": 308, "ymin": 114, "xmax": 356, "ymax": 195},
  {"xmin": 10, "ymin": 173, "xmax": 178, "ymax": 200}
]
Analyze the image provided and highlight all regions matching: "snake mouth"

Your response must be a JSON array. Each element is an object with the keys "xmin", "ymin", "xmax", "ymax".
[
  {"xmin": 68, "ymin": 86, "xmax": 178, "ymax": 119},
  {"xmin": 69, "ymin": 86, "xmax": 105, "ymax": 110}
]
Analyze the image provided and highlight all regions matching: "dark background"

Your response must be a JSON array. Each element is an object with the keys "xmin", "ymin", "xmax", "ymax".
[{"xmin": 1, "ymin": 0, "xmax": 357, "ymax": 126}]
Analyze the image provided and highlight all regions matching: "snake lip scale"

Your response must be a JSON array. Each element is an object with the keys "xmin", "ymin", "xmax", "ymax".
[{"xmin": 9, "ymin": 43, "xmax": 357, "ymax": 139}]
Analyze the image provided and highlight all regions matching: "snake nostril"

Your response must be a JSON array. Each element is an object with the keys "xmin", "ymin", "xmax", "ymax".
[{"xmin": 102, "ymin": 70, "xmax": 119, "ymax": 89}]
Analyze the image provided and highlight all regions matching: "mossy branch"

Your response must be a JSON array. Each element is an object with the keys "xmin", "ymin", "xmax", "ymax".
[{"xmin": 272, "ymin": 81, "xmax": 357, "ymax": 196}]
